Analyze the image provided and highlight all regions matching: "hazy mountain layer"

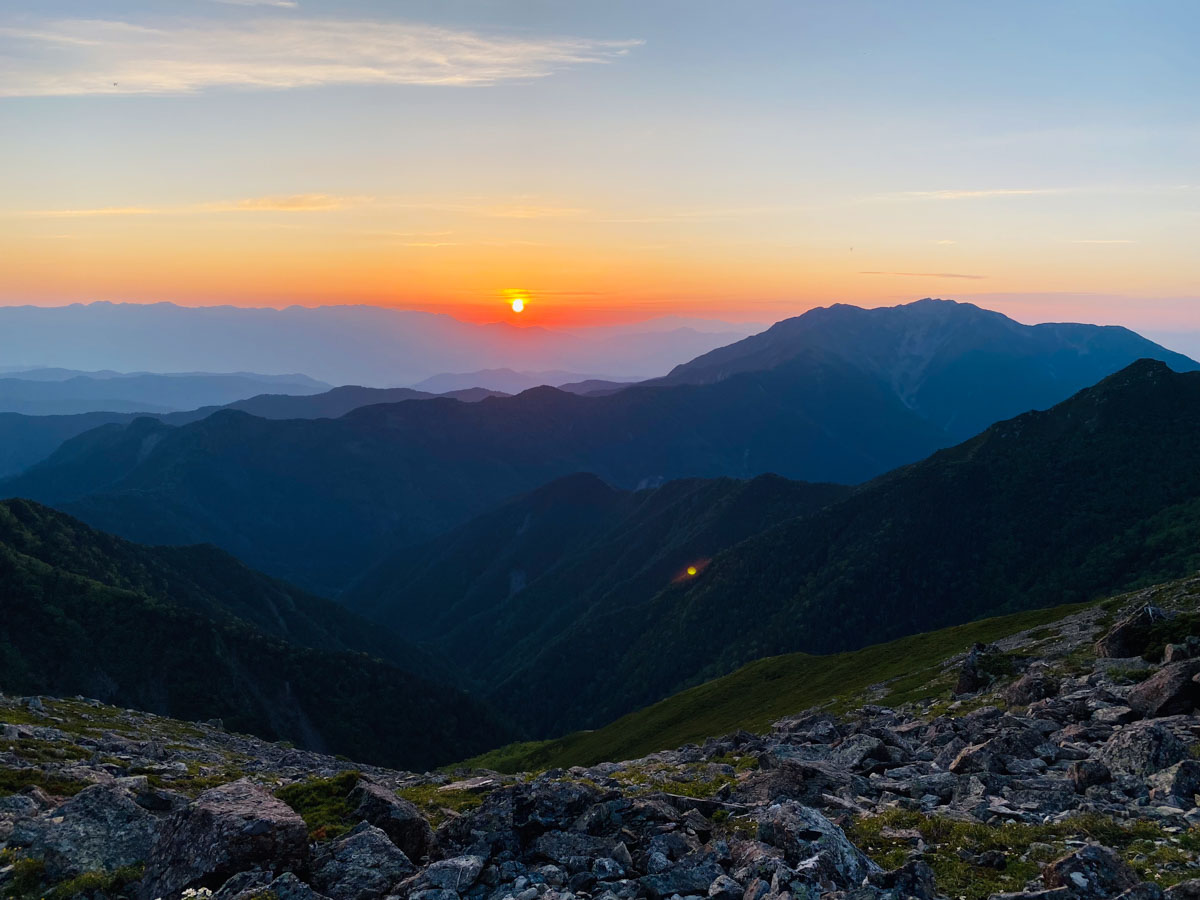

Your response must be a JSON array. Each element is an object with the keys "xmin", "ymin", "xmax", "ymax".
[{"xmin": 0, "ymin": 302, "xmax": 754, "ymax": 385}]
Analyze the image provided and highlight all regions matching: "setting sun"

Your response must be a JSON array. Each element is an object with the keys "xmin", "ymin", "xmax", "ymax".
[{"xmin": 511, "ymin": 297, "xmax": 525, "ymax": 313}]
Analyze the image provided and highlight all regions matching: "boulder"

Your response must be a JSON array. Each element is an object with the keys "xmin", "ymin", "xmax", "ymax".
[
  {"xmin": 1166, "ymin": 880, "xmax": 1200, "ymax": 898},
  {"xmin": 639, "ymin": 857, "xmax": 725, "ymax": 899},
  {"xmin": 530, "ymin": 830, "xmax": 616, "ymax": 872},
  {"xmin": 1069, "ymin": 760, "xmax": 1113, "ymax": 794},
  {"xmin": 1095, "ymin": 606, "xmax": 1171, "ymax": 659},
  {"xmin": 31, "ymin": 783, "xmax": 159, "ymax": 879},
  {"xmin": 1042, "ymin": 844, "xmax": 1139, "ymax": 898},
  {"xmin": 348, "ymin": 779, "xmax": 436, "ymax": 863},
  {"xmin": 141, "ymin": 778, "xmax": 309, "ymax": 900},
  {"xmin": 1096, "ymin": 723, "xmax": 1188, "ymax": 776},
  {"xmin": 1127, "ymin": 661, "xmax": 1200, "ymax": 718},
  {"xmin": 408, "ymin": 854, "xmax": 486, "ymax": 893},
  {"xmin": 1005, "ymin": 671, "xmax": 1061, "ymax": 706},
  {"xmin": 754, "ymin": 801, "xmax": 879, "ymax": 892},
  {"xmin": 1148, "ymin": 760, "xmax": 1200, "ymax": 807},
  {"xmin": 311, "ymin": 823, "xmax": 415, "ymax": 900}
]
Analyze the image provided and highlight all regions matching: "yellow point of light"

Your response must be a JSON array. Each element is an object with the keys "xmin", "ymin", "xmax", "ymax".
[
  {"xmin": 511, "ymin": 297, "xmax": 525, "ymax": 313},
  {"xmin": 686, "ymin": 566, "xmax": 698, "ymax": 576}
]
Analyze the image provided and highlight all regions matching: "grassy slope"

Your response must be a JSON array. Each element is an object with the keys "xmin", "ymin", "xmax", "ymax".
[{"xmin": 467, "ymin": 599, "xmax": 1100, "ymax": 773}]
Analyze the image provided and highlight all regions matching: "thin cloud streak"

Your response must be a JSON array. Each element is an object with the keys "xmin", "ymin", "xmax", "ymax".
[
  {"xmin": 1071, "ymin": 239, "xmax": 1136, "ymax": 244},
  {"xmin": 23, "ymin": 194, "xmax": 368, "ymax": 217},
  {"xmin": 860, "ymin": 271, "xmax": 987, "ymax": 280},
  {"xmin": 211, "ymin": 0, "xmax": 298, "ymax": 7},
  {"xmin": 0, "ymin": 18, "xmax": 641, "ymax": 96}
]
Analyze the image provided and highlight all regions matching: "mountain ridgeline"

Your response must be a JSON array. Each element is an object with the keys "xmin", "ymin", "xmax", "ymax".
[
  {"xmin": 341, "ymin": 359, "xmax": 1200, "ymax": 737},
  {"xmin": 4, "ymin": 298, "xmax": 1193, "ymax": 596},
  {"xmin": 0, "ymin": 498, "xmax": 514, "ymax": 769}
]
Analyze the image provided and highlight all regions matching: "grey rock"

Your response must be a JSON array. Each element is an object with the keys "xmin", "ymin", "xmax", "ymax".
[
  {"xmin": 1149, "ymin": 760, "xmax": 1200, "ymax": 806},
  {"xmin": 411, "ymin": 854, "xmax": 486, "ymax": 893},
  {"xmin": 349, "ymin": 779, "xmax": 436, "ymax": 864},
  {"xmin": 1095, "ymin": 606, "xmax": 1170, "ymax": 658},
  {"xmin": 31, "ymin": 783, "xmax": 158, "ymax": 879},
  {"xmin": 1041, "ymin": 843, "xmax": 1139, "ymax": 897},
  {"xmin": 639, "ymin": 857, "xmax": 724, "ymax": 899},
  {"xmin": 312, "ymin": 823, "xmax": 415, "ymax": 900},
  {"xmin": 141, "ymin": 778, "xmax": 309, "ymax": 900},
  {"xmin": 229, "ymin": 872, "xmax": 330, "ymax": 900},
  {"xmin": 1096, "ymin": 723, "xmax": 1188, "ymax": 776},
  {"xmin": 1127, "ymin": 662, "xmax": 1200, "ymax": 718},
  {"xmin": 755, "ymin": 801, "xmax": 878, "ymax": 892}
]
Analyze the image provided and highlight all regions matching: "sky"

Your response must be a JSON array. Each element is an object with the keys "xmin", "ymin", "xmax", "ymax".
[{"xmin": 0, "ymin": 0, "xmax": 1197, "ymax": 336}]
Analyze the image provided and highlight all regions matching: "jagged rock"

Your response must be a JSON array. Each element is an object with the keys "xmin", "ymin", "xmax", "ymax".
[
  {"xmin": 1149, "ymin": 760, "xmax": 1200, "ymax": 807},
  {"xmin": 1166, "ymin": 880, "xmax": 1200, "ymax": 898},
  {"xmin": 141, "ymin": 778, "xmax": 309, "ymax": 900},
  {"xmin": 349, "ymin": 779, "xmax": 436, "ymax": 863},
  {"xmin": 708, "ymin": 873, "xmax": 743, "ymax": 900},
  {"xmin": 29, "ymin": 783, "xmax": 159, "ymax": 879},
  {"xmin": 1041, "ymin": 844, "xmax": 1139, "ymax": 897},
  {"xmin": 223, "ymin": 872, "xmax": 330, "ymax": 900},
  {"xmin": 311, "ymin": 822, "xmax": 415, "ymax": 900},
  {"xmin": 513, "ymin": 779, "xmax": 602, "ymax": 836},
  {"xmin": 1070, "ymin": 759, "xmax": 1113, "ymax": 793},
  {"xmin": 1095, "ymin": 606, "xmax": 1171, "ymax": 658},
  {"xmin": 1127, "ymin": 661, "xmax": 1200, "ymax": 718},
  {"xmin": 754, "ymin": 801, "xmax": 879, "ymax": 892},
  {"xmin": 828, "ymin": 733, "xmax": 887, "ymax": 770},
  {"xmin": 1116, "ymin": 884, "xmax": 1165, "ymax": 900},
  {"xmin": 531, "ymin": 830, "xmax": 616, "ymax": 872},
  {"xmin": 639, "ymin": 855, "xmax": 725, "ymax": 899},
  {"xmin": 407, "ymin": 854, "xmax": 486, "ymax": 893},
  {"xmin": 1005, "ymin": 671, "xmax": 1061, "ymax": 706},
  {"xmin": 1165, "ymin": 644, "xmax": 1193, "ymax": 663},
  {"xmin": 1096, "ymin": 723, "xmax": 1188, "ymax": 776}
]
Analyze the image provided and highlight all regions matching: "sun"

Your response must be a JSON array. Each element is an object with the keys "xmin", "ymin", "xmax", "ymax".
[
  {"xmin": 686, "ymin": 566, "xmax": 697, "ymax": 576},
  {"xmin": 511, "ymin": 297, "xmax": 525, "ymax": 313}
]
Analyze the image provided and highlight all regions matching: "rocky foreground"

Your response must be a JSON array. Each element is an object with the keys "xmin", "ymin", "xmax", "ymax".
[{"xmin": 4, "ymin": 581, "xmax": 1200, "ymax": 900}]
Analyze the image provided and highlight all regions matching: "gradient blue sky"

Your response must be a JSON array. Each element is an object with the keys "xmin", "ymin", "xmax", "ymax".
[{"xmin": 1, "ymin": 1, "xmax": 1196, "ymax": 342}]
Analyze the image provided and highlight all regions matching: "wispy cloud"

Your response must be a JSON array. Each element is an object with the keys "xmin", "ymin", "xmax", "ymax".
[
  {"xmin": 203, "ymin": 194, "xmax": 367, "ymax": 212},
  {"xmin": 24, "ymin": 194, "xmax": 367, "ymax": 217},
  {"xmin": 1070, "ymin": 239, "xmax": 1136, "ymax": 244},
  {"xmin": 860, "ymin": 271, "xmax": 986, "ymax": 280},
  {"xmin": 28, "ymin": 206, "xmax": 158, "ymax": 218},
  {"xmin": 0, "ymin": 18, "xmax": 640, "ymax": 96},
  {"xmin": 210, "ymin": 0, "xmax": 298, "ymax": 7},
  {"xmin": 891, "ymin": 188, "xmax": 1066, "ymax": 200}
]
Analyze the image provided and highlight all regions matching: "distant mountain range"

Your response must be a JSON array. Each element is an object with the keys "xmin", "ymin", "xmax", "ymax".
[
  {"xmin": 0, "ymin": 384, "xmax": 506, "ymax": 478},
  {"xmin": 0, "ymin": 302, "xmax": 755, "ymax": 385},
  {"xmin": 4, "ymin": 299, "xmax": 1194, "ymax": 595},
  {"xmin": 0, "ymin": 498, "xmax": 514, "ymax": 769},
  {"xmin": 410, "ymin": 368, "xmax": 639, "ymax": 394},
  {"xmin": 0, "ymin": 370, "xmax": 327, "ymax": 416}
]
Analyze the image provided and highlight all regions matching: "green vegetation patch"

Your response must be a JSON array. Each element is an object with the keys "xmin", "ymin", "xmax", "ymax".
[
  {"xmin": 275, "ymin": 770, "xmax": 361, "ymax": 840},
  {"xmin": 0, "ymin": 766, "xmax": 89, "ymax": 798},
  {"xmin": 397, "ymin": 782, "xmax": 488, "ymax": 828},
  {"xmin": 465, "ymin": 600, "xmax": 1093, "ymax": 772},
  {"xmin": 849, "ymin": 809, "xmax": 1200, "ymax": 899}
]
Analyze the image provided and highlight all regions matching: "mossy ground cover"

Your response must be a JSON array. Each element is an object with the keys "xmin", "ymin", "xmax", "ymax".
[
  {"xmin": 465, "ymin": 600, "xmax": 1095, "ymax": 772},
  {"xmin": 396, "ymin": 782, "xmax": 489, "ymax": 827},
  {"xmin": 275, "ymin": 770, "xmax": 361, "ymax": 840},
  {"xmin": 0, "ymin": 852, "xmax": 143, "ymax": 900},
  {"xmin": 848, "ymin": 809, "xmax": 1200, "ymax": 899}
]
